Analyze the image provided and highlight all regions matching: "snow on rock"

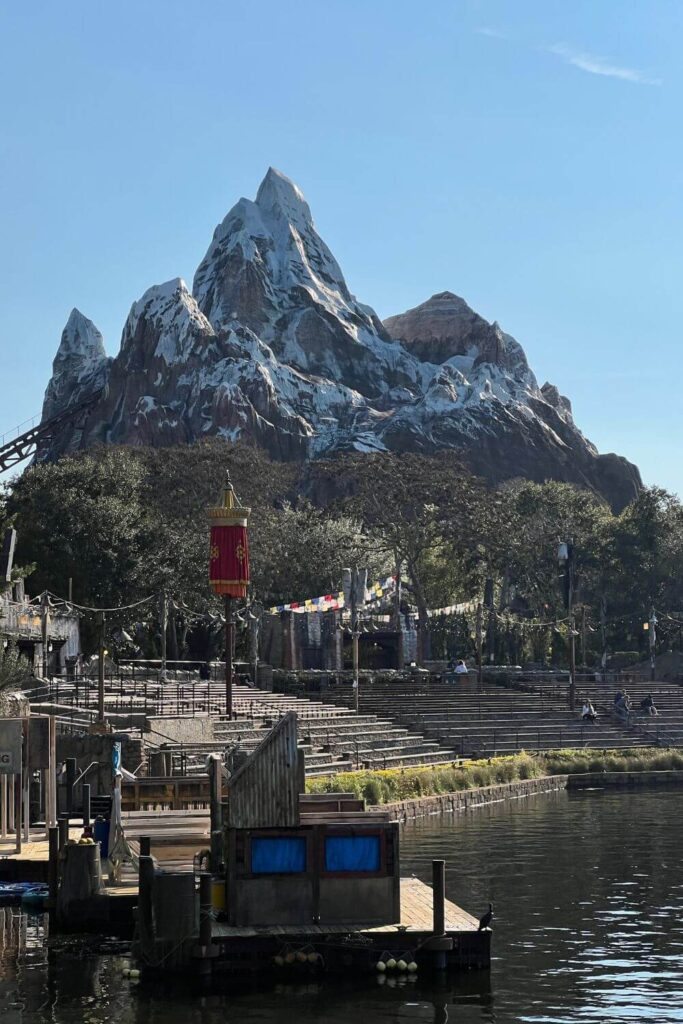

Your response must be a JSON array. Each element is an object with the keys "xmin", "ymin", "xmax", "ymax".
[
  {"xmin": 41, "ymin": 309, "xmax": 109, "ymax": 421},
  {"xmin": 120, "ymin": 278, "xmax": 215, "ymax": 369},
  {"xmin": 39, "ymin": 169, "xmax": 641, "ymax": 510},
  {"xmin": 193, "ymin": 166, "xmax": 418, "ymax": 399}
]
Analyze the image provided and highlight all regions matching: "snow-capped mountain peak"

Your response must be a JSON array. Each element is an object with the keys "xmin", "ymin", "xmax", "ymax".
[
  {"xmin": 255, "ymin": 166, "xmax": 315, "ymax": 232},
  {"xmin": 41, "ymin": 308, "xmax": 109, "ymax": 421},
  {"xmin": 39, "ymin": 169, "xmax": 641, "ymax": 510}
]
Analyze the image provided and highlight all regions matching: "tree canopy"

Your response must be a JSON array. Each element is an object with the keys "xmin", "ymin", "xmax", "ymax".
[{"xmin": 4, "ymin": 440, "xmax": 683, "ymax": 667}]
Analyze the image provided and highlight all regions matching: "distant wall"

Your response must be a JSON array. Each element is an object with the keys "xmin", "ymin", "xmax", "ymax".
[
  {"xmin": 57, "ymin": 733, "xmax": 144, "ymax": 797},
  {"xmin": 383, "ymin": 775, "xmax": 570, "ymax": 822},
  {"xmin": 568, "ymin": 770, "xmax": 683, "ymax": 789},
  {"xmin": 145, "ymin": 715, "xmax": 215, "ymax": 745}
]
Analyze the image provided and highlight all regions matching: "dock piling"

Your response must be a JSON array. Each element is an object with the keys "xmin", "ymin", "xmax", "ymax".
[
  {"xmin": 65, "ymin": 758, "xmax": 76, "ymax": 814},
  {"xmin": 139, "ymin": 835, "xmax": 151, "ymax": 857},
  {"xmin": 199, "ymin": 873, "xmax": 212, "ymax": 946},
  {"xmin": 58, "ymin": 815, "xmax": 69, "ymax": 852},
  {"xmin": 430, "ymin": 859, "xmax": 451, "ymax": 970},
  {"xmin": 138, "ymin": 854, "xmax": 155, "ymax": 966},
  {"xmin": 82, "ymin": 784, "xmax": 91, "ymax": 828},
  {"xmin": 48, "ymin": 825, "xmax": 59, "ymax": 907},
  {"xmin": 195, "ymin": 872, "xmax": 217, "ymax": 979},
  {"xmin": 432, "ymin": 859, "xmax": 445, "ymax": 936}
]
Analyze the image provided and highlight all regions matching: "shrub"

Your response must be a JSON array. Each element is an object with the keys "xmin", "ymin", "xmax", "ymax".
[
  {"xmin": 0, "ymin": 642, "xmax": 33, "ymax": 692},
  {"xmin": 306, "ymin": 747, "xmax": 683, "ymax": 805},
  {"xmin": 362, "ymin": 778, "xmax": 383, "ymax": 805}
]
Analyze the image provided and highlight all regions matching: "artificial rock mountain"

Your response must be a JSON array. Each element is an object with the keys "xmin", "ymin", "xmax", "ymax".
[{"xmin": 40, "ymin": 168, "xmax": 641, "ymax": 510}]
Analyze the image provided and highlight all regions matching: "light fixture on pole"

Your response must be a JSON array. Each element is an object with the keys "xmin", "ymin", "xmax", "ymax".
[
  {"xmin": 557, "ymin": 539, "xmax": 576, "ymax": 710},
  {"xmin": 208, "ymin": 475, "xmax": 251, "ymax": 718}
]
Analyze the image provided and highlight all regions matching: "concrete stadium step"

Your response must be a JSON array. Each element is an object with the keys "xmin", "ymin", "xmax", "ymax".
[
  {"xmin": 361, "ymin": 750, "xmax": 457, "ymax": 768},
  {"xmin": 296, "ymin": 674, "xmax": 679, "ymax": 758}
]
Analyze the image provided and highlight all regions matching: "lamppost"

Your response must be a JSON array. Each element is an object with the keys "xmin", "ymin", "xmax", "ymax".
[
  {"xmin": 558, "ymin": 540, "xmax": 577, "ymax": 710},
  {"xmin": 208, "ymin": 475, "xmax": 251, "ymax": 719},
  {"xmin": 343, "ymin": 567, "xmax": 366, "ymax": 713}
]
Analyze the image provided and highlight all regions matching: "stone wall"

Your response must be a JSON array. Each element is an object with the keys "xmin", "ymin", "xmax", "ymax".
[
  {"xmin": 568, "ymin": 770, "xmax": 683, "ymax": 789},
  {"xmin": 57, "ymin": 733, "xmax": 144, "ymax": 797},
  {"xmin": 381, "ymin": 774, "xmax": 570, "ymax": 823},
  {"xmin": 145, "ymin": 715, "xmax": 215, "ymax": 745}
]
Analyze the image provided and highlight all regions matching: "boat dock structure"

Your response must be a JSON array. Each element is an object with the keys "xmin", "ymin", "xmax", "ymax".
[{"xmin": 0, "ymin": 710, "xmax": 490, "ymax": 977}]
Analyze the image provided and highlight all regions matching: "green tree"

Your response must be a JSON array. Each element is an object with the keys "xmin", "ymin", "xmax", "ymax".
[
  {"xmin": 311, "ymin": 453, "xmax": 497, "ymax": 661},
  {"xmin": 0, "ymin": 641, "xmax": 33, "ymax": 692}
]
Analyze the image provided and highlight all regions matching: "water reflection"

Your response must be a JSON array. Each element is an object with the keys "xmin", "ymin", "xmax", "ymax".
[{"xmin": 2, "ymin": 790, "xmax": 683, "ymax": 1022}]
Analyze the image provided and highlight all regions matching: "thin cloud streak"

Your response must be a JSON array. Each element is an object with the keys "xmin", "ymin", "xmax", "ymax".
[
  {"xmin": 475, "ymin": 28, "xmax": 661, "ymax": 87},
  {"xmin": 546, "ymin": 43, "xmax": 662, "ymax": 86},
  {"xmin": 476, "ymin": 27, "xmax": 508, "ymax": 40}
]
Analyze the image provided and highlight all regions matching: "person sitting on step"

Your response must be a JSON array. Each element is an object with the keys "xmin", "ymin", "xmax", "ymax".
[{"xmin": 581, "ymin": 699, "xmax": 598, "ymax": 722}]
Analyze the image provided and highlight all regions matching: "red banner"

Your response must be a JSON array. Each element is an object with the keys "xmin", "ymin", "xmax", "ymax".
[{"xmin": 209, "ymin": 524, "xmax": 250, "ymax": 597}]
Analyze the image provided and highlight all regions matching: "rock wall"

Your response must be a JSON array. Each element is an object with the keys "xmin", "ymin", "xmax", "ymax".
[{"xmin": 382, "ymin": 774, "xmax": 570, "ymax": 822}]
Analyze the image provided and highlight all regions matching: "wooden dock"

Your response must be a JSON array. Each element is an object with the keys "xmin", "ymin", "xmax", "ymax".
[
  {"xmin": 206, "ymin": 876, "xmax": 489, "ymax": 974},
  {"xmin": 212, "ymin": 878, "xmax": 478, "ymax": 938}
]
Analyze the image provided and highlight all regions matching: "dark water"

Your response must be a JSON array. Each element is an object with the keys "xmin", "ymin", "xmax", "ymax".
[{"xmin": 2, "ymin": 789, "xmax": 683, "ymax": 1023}]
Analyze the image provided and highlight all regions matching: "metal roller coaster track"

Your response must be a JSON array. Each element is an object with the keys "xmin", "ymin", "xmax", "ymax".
[{"xmin": 0, "ymin": 390, "xmax": 102, "ymax": 473}]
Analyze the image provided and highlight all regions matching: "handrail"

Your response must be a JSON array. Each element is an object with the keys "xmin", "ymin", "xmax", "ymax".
[{"xmin": 72, "ymin": 760, "xmax": 102, "ymax": 787}]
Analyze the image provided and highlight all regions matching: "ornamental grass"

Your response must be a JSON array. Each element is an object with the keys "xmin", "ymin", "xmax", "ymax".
[{"xmin": 306, "ymin": 748, "xmax": 683, "ymax": 806}]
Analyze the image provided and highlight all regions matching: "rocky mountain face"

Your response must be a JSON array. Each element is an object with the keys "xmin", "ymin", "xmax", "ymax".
[{"xmin": 39, "ymin": 168, "xmax": 641, "ymax": 510}]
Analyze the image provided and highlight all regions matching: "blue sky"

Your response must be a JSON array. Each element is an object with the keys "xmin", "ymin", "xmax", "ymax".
[{"xmin": 1, "ymin": 1, "xmax": 680, "ymax": 493}]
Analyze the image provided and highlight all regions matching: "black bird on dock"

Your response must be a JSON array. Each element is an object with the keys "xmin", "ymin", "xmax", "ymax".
[{"xmin": 478, "ymin": 903, "xmax": 493, "ymax": 931}]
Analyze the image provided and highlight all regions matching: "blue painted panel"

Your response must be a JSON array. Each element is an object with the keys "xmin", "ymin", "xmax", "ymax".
[
  {"xmin": 251, "ymin": 836, "xmax": 307, "ymax": 874},
  {"xmin": 324, "ymin": 835, "xmax": 381, "ymax": 872}
]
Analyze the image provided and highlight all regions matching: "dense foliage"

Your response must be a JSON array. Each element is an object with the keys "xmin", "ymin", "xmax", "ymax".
[
  {"xmin": 0, "ymin": 641, "xmax": 34, "ymax": 692},
  {"xmin": 306, "ymin": 748, "xmax": 683, "ymax": 805},
  {"xmin": 4, "ymin": 440, "xmax": 683, "ymax": 664}
]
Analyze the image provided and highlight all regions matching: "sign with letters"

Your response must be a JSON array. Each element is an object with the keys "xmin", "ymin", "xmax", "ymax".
[{"xmin": 0, "ymin": 719, "xmax": 22, "ymax": 775}]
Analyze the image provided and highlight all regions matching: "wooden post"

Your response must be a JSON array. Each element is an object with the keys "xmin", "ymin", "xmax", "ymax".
[
  {"xmin": 224, "ymin": 595, "xmax": 233, "ymax": 718},
  {"xmin": 432, "ymin": 859, "xmax": 446, "ymax": 936},
  {"xmin": 65, "ymin": 757, "xmax": 76, "ymax": 814},
  {"xmin": 58, "ymin": 815, "xmax": 69, "ymax": 852},
  {"xmin": 138, "ymin": 854, "xmax": 155, "ymax": 966},
  {"xmin": 208, "ymin": 755, "xmax": 223, "ymax": 872},
  {"xmin": 197, "ymin": 871, "xmax": 214, "ymax": 978},
  {"xmin": 431, "ymin": 858, "xmax": 449, "ymax": 971},
  {"xmin": 43, "ymin": 769, "xmax": 49, "ymax": 840},
  {"xmin": 47, "ymin": 715, "xmax": 57, "ymax": 830},
  {"xmin": 14, "ymin": 770, "xmax": 22, "ymax": 853},
  {"xmin": 22, "ymin": 719, "xmax": 29, "ymax": 843},
  {"xmin": 82, "ymin": 783, "xmax": 91, "ymax": 828},
  {"xmin": 57, "ymin": 842, "xmax": 102, "ymax": 925},
  {"xmin": 0, "ymin": 775, "xmax": 6, "ymax": 839},
  {"xmin": 48, "ymin": 825, "xmax": 59, "ymax": 906},
  {"xmin": 199, "ymin": 873, "xmax": 212, "ymax": 946},
  {"xmin": 139, "ymin": 835, "xmax": 151, "ymax": 857}
]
